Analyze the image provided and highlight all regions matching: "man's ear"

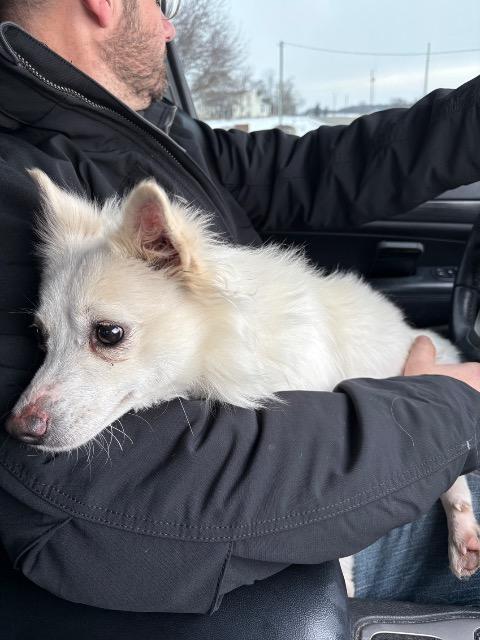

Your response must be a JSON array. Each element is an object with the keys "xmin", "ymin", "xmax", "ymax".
[
  {"xmin": 114, "ymin": 180, "xmax": 203, "ymax": 277},
  {"xmin": 81, "ymin": 0, "xmax": 114, "ymax": 29},
  {"xmin": 29, "ymin": 169, "xmax": 105, "ymax": 262}
]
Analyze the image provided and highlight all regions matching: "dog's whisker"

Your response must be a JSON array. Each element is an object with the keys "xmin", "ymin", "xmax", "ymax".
[
  {"xmin": 106, "ymin": 425, "xmax": 123, "ymax": 452},
  {"xmin": 22, "ymin": 295, "xmax": 37, "ymax": 309},
  {"xmin": 169, "ymin": 384, "xmax": 194, "ymax": 437},
  {"xmin": 8, "ymin": 309, "xmax": 35, "ymax": 316},
  {"xmin": 113, "ymin": 424, "xmax": 133, "ymax": 445},
  {"xmin": 93, "ymin": 435, "xmax": 109, "ymax": 458},
  {"xmin": 97, "ymin": 434, "xmax": 112, "ymax": 464},
  {"xmin": 179, "ymin": 398, "xmax": 194, "ymax": 437},
  {"xmin": 111, "ymin": 420, "xmax": 133, "ymax": 445},
  {"xmin": 83, "ymin": 441, "xmax": 94, "ymax": 472},
  {"xmin": 106, "ymin": 427, "xmax": 119, "ymax": 453},
  {"xmin": 99, "ymin": 431, "xmax": 113, "ymax": 461},
  {"xmin": 81, "ymin": 443, "xmax": 89, "ymax": 466},
  {"xmin": 126, "ymin": 412, "xmax": 154, "ymax": 432}
]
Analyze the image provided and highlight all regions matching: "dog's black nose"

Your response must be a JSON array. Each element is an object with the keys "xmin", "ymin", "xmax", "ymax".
[{"xmin": 5, "ymin": 413, "xmax": 48, "ymax": 444}]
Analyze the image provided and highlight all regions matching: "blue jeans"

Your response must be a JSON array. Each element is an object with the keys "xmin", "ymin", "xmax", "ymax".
[{"xmin": 354, "ymin": 472, "xmax": 480, "ymax": 605}]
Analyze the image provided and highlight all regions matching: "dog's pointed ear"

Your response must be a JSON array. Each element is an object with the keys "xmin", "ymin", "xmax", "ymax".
[
  {"xmin": 29, "ymin": 169, "xmax": 105, "ymax": 258},
  {"xmin": 29, "ymin": 169, "xmax": 66, "ymax": 210},
  {"xmin": 116, "ymin": 180, "xmax": 201, "ymax": 276}
]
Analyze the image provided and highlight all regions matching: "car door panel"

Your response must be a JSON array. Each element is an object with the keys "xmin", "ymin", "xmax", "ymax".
[{"xmin": 265, "ymin": 197, "xmax": 479, "ymax": 328}]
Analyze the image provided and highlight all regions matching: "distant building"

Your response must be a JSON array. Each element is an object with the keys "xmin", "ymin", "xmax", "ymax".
[{"xmin": 197, "ymin": 88, "xmax": 272, "ymax": 121}]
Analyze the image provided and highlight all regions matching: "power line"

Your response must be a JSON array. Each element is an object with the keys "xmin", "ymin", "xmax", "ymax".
[
  {"xmin": 283, "ymin": 41, "xmax": 480, "ymax": 57},
  {"xmin": 277, "ymin": 39, "xmax": 480, "ymax": 120}
]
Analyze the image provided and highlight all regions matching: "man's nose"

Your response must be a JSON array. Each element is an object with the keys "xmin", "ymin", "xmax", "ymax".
[
  {"xmin": 165, "ymin": 19, "xmax": 176, "ymax": 42},
  {"xmin": 5, "ymin": 403, "xmax": 49, "ymax": 444}
]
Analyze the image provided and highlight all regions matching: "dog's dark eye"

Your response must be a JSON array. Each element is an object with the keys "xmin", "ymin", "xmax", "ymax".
[
  {"xmin": 96, "ymin": 324, "xmax": 124, "ymax": 346},
  {"xmin": 31, "ymin": 323, "xmax": 47, "ymax": 351}
]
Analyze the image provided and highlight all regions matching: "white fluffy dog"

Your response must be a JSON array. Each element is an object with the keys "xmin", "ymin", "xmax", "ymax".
[{"xmin": 6, "ymin": 169, "xmax": 480, "ymax": 593}]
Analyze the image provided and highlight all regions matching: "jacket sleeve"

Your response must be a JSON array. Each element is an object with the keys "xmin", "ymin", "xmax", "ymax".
[
  {"xmin": 0, "ymin": 374, "xmax": 478, "ymax": 613},
  {"xmin": 0, "ymin": 166, "xmax": 479, "ymax": 613},
  {"xmin": 198, "ymin": 75, "xmax": 480, "ymax": 232}
]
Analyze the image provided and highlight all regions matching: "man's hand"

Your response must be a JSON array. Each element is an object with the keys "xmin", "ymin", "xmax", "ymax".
[{"xmin": 404, "ymin": 335, "xmax": 480, "ymax": 393}]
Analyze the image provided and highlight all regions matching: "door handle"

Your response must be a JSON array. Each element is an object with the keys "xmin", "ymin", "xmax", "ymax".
[{"xmin": 370, "ymin": 241, "xmax": 424, "ymax": 278}]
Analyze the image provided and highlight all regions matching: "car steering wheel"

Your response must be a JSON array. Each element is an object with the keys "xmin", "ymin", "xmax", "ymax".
[{"xmin": 451, "ymin": 213, "xmax": 480, "ymax": 361}]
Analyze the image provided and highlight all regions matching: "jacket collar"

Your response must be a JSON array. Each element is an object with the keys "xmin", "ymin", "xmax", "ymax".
[
  {"xmin": 0, "ymin": 22, "xmax": 241, "ymax": 242},
  {"xmin": 0, "ymin": 21, "xmax": 177, "ymax": 134},
  {"xmin": 140, "ymin": 100, "xmax": 177, "ymax": 135}
]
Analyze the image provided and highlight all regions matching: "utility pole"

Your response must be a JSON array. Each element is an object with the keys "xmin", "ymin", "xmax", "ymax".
[
  {"xmin": 278, "ymin": 40, "xmax": 284, "ymax": 126},
  {"xmin": 332, "ymin": 92, "xmax": 337, "ymax": 112},
  {"xmin": 423, "ymin": 42, "xmax": 431, "ymax": 95},
  {"xmin": 369, "ymin": 69, "xmax": 376, "ymax": 107}
]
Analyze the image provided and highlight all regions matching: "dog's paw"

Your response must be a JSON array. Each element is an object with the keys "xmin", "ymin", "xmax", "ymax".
[
  {"xmin": 339, "ymin": 556, "xmax": 355, "ymax": 597},
  {"xmin": 343, "ymin": 575, "xmax": 355, "ymax": 598},
  {"xmin": 448, "ymin": 502, "xmax": 480, "ymax": 579}
]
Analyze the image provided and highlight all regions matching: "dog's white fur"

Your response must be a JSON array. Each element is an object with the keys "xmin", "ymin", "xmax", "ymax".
[{"xmin": 11, "ymin": 170, "xmax": 480, "ymax": 592}]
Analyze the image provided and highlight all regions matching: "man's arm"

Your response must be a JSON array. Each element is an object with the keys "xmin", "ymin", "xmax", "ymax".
[
  {"xmin": 196, "ymin": 76, "xmax": 480, "ymax": 232},
  {"xmin": 1, "ymin": 166, "xmax": 479, "ymax": 613},
  {"xmin": 0, "ymin": 374, "xmax": 478, "ymax": 612}
]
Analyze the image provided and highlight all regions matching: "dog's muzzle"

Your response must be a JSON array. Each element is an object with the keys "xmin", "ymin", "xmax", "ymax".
[{"xmin": 5, "ymin": 405, "xmax": 49, "ymax": 445}]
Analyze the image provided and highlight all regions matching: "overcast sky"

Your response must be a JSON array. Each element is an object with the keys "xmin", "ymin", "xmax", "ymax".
[{"xmin": 227, "ymin": 0, "xmax": 480, "ymax": 109}]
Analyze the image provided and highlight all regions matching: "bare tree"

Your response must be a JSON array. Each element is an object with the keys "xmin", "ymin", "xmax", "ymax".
[
  {"xmin": 254, "ymin": 71, "xmax": 302, "ymax": 116},
  {"xmin": 174, "ymin": 0, "xmax": 249, "ymax": 117},
  {"xmin": 174, "ymin": 1, "xmax": 303, "ymax": 120}
]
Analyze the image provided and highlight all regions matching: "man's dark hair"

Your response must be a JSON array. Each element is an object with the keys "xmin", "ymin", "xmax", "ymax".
[
  {"xmin": 0, "ymin": 1, "xmax": 137, "ymax": 25},
  {"xmin": 0, "ymin": 0, "xmax": 51, "ymax": 23}
]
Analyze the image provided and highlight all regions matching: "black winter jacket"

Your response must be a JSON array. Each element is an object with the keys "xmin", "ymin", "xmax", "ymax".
[{"xmin": 0, "ymin": 22, "xmax": 480, "ymax": 613}]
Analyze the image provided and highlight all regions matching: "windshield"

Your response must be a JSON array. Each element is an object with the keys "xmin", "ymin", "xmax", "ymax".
[{"xmin": 174, "ymin": 0, "xmax": 480, "ymax": 134}]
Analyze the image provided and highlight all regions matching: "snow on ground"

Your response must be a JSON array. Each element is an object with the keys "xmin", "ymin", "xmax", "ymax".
[
  {"xmin": 205, "ymin": 114, "xmax": 363, "ymax": 135},
  {"xmin": 205, "ymin": 115, "xmax": 326, "ymax": 136}
]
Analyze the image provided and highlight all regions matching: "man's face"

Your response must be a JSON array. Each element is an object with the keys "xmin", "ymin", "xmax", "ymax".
[{"xmin": 102, "ymin": 0, "xmax": 176, "ymax": 107}]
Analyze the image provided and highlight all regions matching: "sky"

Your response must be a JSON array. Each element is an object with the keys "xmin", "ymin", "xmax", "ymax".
[{"xmin": 227, "ymin": 0, "xmax": 480, "ymax": 109}]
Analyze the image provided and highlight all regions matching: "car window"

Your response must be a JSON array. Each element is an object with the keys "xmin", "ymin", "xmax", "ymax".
[{"xmin": 174, "ymin": 0, "xmax": 480, "ymax": 135}]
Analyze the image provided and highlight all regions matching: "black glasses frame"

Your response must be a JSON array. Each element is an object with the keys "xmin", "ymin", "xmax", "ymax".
[{"xmin": 158, "ymin": 0, "xmax": 181, "ymax": 20}]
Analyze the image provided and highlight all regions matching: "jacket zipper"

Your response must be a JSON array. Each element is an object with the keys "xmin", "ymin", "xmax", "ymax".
[{"xmin": 13, "ymin": 53, "xmax": 237, "ymax": 238}]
